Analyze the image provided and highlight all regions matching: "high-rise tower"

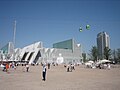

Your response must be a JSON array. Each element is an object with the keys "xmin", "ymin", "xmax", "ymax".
[{"xmin": 97, "ymin": 32, "xmax": 110, "ymax": 59}]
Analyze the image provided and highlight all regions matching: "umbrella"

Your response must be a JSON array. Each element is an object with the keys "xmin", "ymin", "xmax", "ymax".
[
  {"xmin": 100, "ymin": 59, "xmax": 111, "ymax": 63},
  {"xmin": 88, "ymin": 60, "xmax": 94, "ymax": 63}
]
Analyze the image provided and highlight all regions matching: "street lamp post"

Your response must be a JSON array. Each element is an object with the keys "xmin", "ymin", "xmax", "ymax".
[
  {"xmin": 13, "ymin": 20, "xmax": 16, "ymax": 49},
  {"xmin": 13, "ymin": 20, "xmax": 16, "ymax": 61}
]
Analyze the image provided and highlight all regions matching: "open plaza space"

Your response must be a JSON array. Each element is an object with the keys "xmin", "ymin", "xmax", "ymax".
[{"xmin": 0, "ymin": 64, "xmax": 120, "ymax": 90}]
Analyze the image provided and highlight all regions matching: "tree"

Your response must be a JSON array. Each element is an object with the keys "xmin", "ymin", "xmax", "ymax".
[
  {"xmin": 90, "ymin": 46, "xmax": 98, "ymax": 62},
  {"xmin": 112, "ymin": 49, "xmax": 117, "ymax": 63},
  {"xmin": 117, "ymin": 48, "xmax": 120, "ymax": 63},
  {"xmin": 104, "ymin": 47, "xmax": 111, "ymax": 60},
  {"xmin": 82, "ymin": 53, "xmax": 86, "ymax": 62}
]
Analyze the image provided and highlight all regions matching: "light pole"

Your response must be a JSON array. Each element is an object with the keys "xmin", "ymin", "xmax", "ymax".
[
  {"xmin": 13, "ymin": 20, "xmax": 16, "ymax": 48},
  {"xmin": 13, "ymin": 20, "xmax": 16, "ymax": 60}
]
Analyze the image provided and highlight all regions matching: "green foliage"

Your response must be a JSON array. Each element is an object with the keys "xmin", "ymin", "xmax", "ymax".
[
  {"xmin": 90, "ymin": 46, "xmax": 98, "ymax": 62},
  {"xmin": 117, "ymin": 49, "xmax": 120, "ymax": 59},
  {"xmin": 117, "ymin": 48, "xmax": 120, "ymax": 63},
  {"xmin": 82, "ymin": 53, "xmax": 86, "ymax": 62},
  {"xmin": 104, "ymin": 47, "xmax": 111, "ymax": 60}
]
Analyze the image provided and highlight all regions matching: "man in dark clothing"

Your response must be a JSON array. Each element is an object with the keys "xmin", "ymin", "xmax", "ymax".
[{"xmin": 42, "ymin": 64, "xmax": 46, "ymax": 81}]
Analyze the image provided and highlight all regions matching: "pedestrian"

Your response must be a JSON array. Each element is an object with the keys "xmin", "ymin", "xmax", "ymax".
[
  {"xmin": 107, "ymin": 63, "xmax": 111, "ymax": 70},
  {"xmin": 70, "ymin": 64, "xmax": 72, "ymax": 72},
  {"xmin": 71, "ymin": 64, "xmax": 75, "ymax": 70},
  {"xmin": 6, "ymin": 63, "xmax": 9, "ymax": 72},
  {"xmin": 26, "ymin": 63, "xmax": 29, "ymax": 72},
  {"xmin": 48, "ymin": 63, "xmax": 50, "ymax": 69},
  {"xmin": 42, "ymin": 63, "xmax": 47, "ymax": 81},
  {"xmin": 1, "ymin": 63, "xmax": 5, "ymax": 71},
  {"xmin": 67, "ymin": 64, "xmax": 70, "ymax": 72},
  {"xmin": 12, "ymin": 62, "xmax": 16, "ymax": 70}
]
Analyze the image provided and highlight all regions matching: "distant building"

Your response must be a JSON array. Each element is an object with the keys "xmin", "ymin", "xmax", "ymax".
[{"xmin": 97, "ymin": 32, "xmax": 110, "ymax": 59}]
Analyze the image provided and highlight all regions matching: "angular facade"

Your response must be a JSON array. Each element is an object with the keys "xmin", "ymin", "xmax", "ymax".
[
  {"xmin": 18, "ymin": 41, "xmax": 43, "ymax": 64},
  {"xmin": 97, "ymin": 32, "xmax": 110, "ymax": 59},
  {"xmin": 0, "ymin": 39, "xmax": 82, "ymax": 64}
]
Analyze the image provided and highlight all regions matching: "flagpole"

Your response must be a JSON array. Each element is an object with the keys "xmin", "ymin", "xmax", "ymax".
[
  {"xmin": 13, "ymin": 20, "xmax": 16, "ymax": 60},
  {"xmin": 13, "ymin": 20, "xmax": 16, "ymax": 47}
]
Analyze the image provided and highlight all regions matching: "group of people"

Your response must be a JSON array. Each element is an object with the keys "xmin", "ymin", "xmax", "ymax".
[
  {"xmin": 97, "ymin": 63, "xmax": 111, "ymax": 70},
  {"xmin": 85, "ymin": 62, "xmax": 111, "ymax": 70},
  {"xmin": 0, "ymin": 62, "xmax": 30, "ymax": 73},
  {"xmin": 0, "ymin": 62, "xmax": 16, "ymax": 72},
  {"xmin": 0, "ymin": 62, "xmax": 46, "ymax": 81},
  {"xmin": 0, "ymin": 62, "xmax": 77, "ymax": 81},
  {"xmin": 41, "ymin": 63, "xmax": 76, "ymax": 81},
  {"xmin": 66, "ymin": 64, "xmax": 75, "ymax": 72}
]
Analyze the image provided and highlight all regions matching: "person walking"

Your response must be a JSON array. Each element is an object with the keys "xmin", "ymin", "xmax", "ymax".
[
  {"xmin": 1, "ymin": 63, "xmax": 5, "ymax": 71},
  {"xmin": 6, "ymin": 63, "xmax": 9, "ymax": 72},
  {"xmin": 67, "ymin": 64, "xmax": 70, "ymax": 72},
  {"xmin": 26, "ymin": 63, "xmax": 29, "ymax": 72},
  {"xmin": 107, "ymin": 63, "xmax": 111, "ymax": 70},
  {"xmin": 48, "ymin": 63, "xmax": 50, "ymax": 69},
  {"xmin": 42, "ymin": 63, "xmax": 47, "ymax": 81}
]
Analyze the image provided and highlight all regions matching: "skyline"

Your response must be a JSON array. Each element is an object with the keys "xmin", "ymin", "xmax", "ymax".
[{"xmin": 0, "ymin": 0, "xmax": 120, "ymax": 53}]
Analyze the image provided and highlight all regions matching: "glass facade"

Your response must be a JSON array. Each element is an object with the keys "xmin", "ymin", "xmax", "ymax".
[
  {"xmin": 53, "ymin": 39, "xmax": 73, "ymax": 50},
  {"xmin": 0, "ymin": 42, "xmax": 14, "ymax": 55},
  {"xmin": 1, "ymin": 43, "xmax": 9, "ymax": 54}
]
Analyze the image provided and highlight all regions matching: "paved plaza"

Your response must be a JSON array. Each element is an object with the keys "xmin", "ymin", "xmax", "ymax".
[{"xmin": 0, "ymin": 65, "xmax": 120, "ymax": 90}]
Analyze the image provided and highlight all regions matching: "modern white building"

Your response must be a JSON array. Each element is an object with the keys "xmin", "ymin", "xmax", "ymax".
[
  {"xmin": 0, "ymin": 39, "xmax": 82, "ymax": 64},
  {"xmin": 97, "ymin": 32, "xmax": 110, "ymax": 59}
]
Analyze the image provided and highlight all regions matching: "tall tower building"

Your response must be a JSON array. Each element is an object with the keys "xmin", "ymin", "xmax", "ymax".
[{"xmin": 97, "ymin": 32, "xmax": 110, "ymax": 59}]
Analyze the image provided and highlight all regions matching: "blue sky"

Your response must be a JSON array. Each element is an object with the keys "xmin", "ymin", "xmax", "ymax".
[{"xmin": 0, "ymin": 0, "xmax": 120, "ymax": 53}]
